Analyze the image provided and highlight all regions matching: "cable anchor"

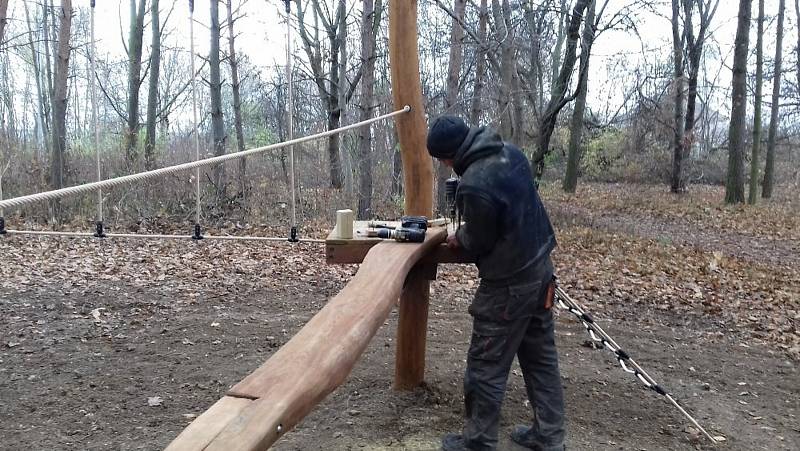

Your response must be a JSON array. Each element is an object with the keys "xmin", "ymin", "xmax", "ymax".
[
  {"xmin": 288, "ymin": 226, "xmax": 299, "ymax": 243},
  {"xmin": 192, "ymin": 224, "xmax": 203, "ymax": 240},
  {"xmin": 94, "ymin": 221, "xmax": 106, "ymax": 238},
  {"xmin": 0, "ymin": 217, "xmax": 6, "ymax": 235}
]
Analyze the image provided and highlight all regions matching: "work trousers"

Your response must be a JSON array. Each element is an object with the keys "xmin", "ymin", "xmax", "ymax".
[{"xmin": 462, "ymin": 258, "xmax": 565, "ymax": 451}]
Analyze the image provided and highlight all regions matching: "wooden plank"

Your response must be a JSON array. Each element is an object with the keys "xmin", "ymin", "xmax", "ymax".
[
  {"xmin": 163, "ymin": 396, "xmax": 252, "ymax": 451},
  {"xmin": 189, "ymin": 228, "xmax": 447, "ymax": 450}
]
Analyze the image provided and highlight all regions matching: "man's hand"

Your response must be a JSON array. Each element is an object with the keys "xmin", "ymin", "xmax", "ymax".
[{"xmin": 446, "ymin": 232, "xmax": 460, "ymax": 249}]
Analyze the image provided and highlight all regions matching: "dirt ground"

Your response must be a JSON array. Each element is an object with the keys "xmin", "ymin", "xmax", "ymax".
[{"xmin": 1, "ymin": 183, "xmax": 797, "ymax": 451}]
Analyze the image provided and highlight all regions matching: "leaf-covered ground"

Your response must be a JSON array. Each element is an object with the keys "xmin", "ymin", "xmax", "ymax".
[{"xmin": 0, "ymin": 183, "xmax": 797, "ymax": 450}]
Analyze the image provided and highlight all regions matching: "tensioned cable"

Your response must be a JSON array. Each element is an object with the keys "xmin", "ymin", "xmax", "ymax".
[
  {"xmin": 90, "ymin": 0, "xmax": 103, "ymax": 235},
  {"xmin": 4, "ymin": 229, "xmax": 325, "ymax": 243},
  {"xmin": 0, "ymin": 106, "xmax": 410, "ymax": 212},
  {"xmin": 189, "ymin": 0, "xmax": 202, "ymax": 233}
]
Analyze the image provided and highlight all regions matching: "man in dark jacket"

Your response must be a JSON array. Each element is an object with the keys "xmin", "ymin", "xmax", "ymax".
[{"xmin": 427, "ymin": 115, "xmax": 565, "ymax": 451}]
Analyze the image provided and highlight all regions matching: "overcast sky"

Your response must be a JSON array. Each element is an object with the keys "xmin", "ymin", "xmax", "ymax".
[{"xmin": 4, "ymin": 0, "xmax": 797, "ymax": 125}]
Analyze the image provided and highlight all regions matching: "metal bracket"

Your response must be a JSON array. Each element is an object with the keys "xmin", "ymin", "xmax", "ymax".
[
  {"xmin": 192, "ymin": 224, "xmax": 204, "ymax": 240},
  {"xmin": 288, "ymin": 226, "xmax": 299, "ymax": 243},
  {"xmin": 94, "ymin": 221, "xmax": 106, "ymax": 238}
]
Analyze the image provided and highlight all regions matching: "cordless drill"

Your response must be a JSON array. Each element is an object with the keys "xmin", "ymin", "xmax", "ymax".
[
  {"xmin": 445, "ymin": 177, "xmax": 460, "ymax": 232},
  {"xmin": 368, "ymin": 216, "xmax": 428, "ymax": 243}
]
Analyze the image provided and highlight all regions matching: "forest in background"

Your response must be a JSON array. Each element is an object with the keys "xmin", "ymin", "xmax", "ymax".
[{"xmin": 0, "ymin": 0, "xmax": 798, "ymax": 231}]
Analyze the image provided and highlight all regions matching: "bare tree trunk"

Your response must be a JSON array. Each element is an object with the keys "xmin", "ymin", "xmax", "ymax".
[
  {"xmin": 357, "ymin": 0, "xmax": 382, "ymax": 219},
  {"xmin": 563, "ymin": 0, "xmax": 595, "ymax": 194},
  {"xmin": 144, "ymin": 0, "xmax": 161, "ymax": 170},
  {"xmin": 124, "ymin": 0, "xmax": 147, "ymax": 165},
  {"xmin": 491, "ymin": 0, "xmax": 516, "ymax": 139},
  {"xmin": 532, "ymin": 0, "xmax": 590, "ymax": 177},
  {"xmin": 796, "ymin": 0, "xmax": 800, "ymax": 101},
  {"xmin": 43, "ymin": 0, "xmax": 54, "ymax": 154},
  {"xmin": 763, "ymin": 0, "xmax": 785, "ymax": 199},
  {"xmin": 51, "ymin": 0, "xmax": 72, "ymax": 201},
  {"xmin": 725, "ymin": 0, "xmax": 752, "ymax": 204},
  {"xmin": 749, "ymin": 0, "xmax": 764, "ymax": 204},
  {"xmin": 683, "ymin": 0, "xmax": 719, "ymax": 192},
  {"xmin": 670, "ymin": 0, "xmax": 687, "ymax": 193},
  {"xmin": 435, "ymin": 0, "xmax": 466, "ymax": 216},
  {"xmin": 469, "ymin": 0, "xmax": 489, "ymax": 124},
  {"xmin": 0, "ymin": 0, "xmax": 8, "ymax": 45},
  {"xmin": 24, "ymin": 1, "xmax": 49, "ymax": 153},
  {"xmin": 550, "ymin": 0, "xmax": 568, "ymax": 97},
  {"xmin": 210, "ymin": 0, "xmax": 227, "ymax": 198},
  {"xmin": 227, "ymin": 0, "xmax": 247, "ymax": 199}
]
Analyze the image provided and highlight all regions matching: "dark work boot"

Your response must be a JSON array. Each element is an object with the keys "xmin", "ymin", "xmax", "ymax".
[
  {"xmin": 510, "ymin": 425, "xmax": 565, "ymax": 451},
  {"xmin": 441, "ymin": 433, "xmax": 468, "ymax": 451}
]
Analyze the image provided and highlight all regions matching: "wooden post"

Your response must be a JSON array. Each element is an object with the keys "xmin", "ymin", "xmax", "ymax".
[
  {"xmin": 389, "ymin": 0, "xmax": 434, "ymax": 390},
  {"xmin": 394, "ymin": 265, "xmax": 430, "ymax": 390}
]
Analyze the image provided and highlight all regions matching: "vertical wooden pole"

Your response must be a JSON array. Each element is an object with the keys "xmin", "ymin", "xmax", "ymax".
[
  {"xmin": 389, "ymin": 0, "xmax": 434, "ymax": 390},
  {"xmin": 395, "ymin": 266, "xmax": 430, "ymax": 390}
]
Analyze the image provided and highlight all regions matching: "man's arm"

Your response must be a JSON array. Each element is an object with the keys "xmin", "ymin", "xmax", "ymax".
[{"xmin": 455, "ymin": 190, "xmax": 499, "ymax": 256}]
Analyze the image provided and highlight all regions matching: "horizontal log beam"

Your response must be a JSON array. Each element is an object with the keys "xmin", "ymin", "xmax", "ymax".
[
  {"xmin": 327, "ymin": 242, "xmax": 475, "ymax": 266},
  {"xmin": 164, "ymin": 228, "xmax": 447, "ymax": 450}
]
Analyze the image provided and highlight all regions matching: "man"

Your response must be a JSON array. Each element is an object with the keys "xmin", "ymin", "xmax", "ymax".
[{"xmin": 427, "ymin": 115, "xmax": 565, "ymax": 451}]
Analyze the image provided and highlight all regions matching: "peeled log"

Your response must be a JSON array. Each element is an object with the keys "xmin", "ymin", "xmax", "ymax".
[{"xmin": 164, "ymin": 228, "xmax": 446, "ymax": 450}]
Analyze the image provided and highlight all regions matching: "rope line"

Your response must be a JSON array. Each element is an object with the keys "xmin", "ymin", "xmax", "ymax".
[
  {"xmin": 554, "ymin": 285, "xmax": 718, "ymax": 443},
  {"xmin": 4, "ymin": 229, "xmax": 325, "ymax": 243},
  {"xmin": 0, "ymin": 106, "xmax": 410, "ymax": 212}
]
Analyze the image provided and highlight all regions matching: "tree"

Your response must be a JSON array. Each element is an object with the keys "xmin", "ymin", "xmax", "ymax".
[
  {"xmin": 532, "ymin": 0, "xmax": 591, "ymax": 177},
  {"xmin": 144, "ymin": 0, "xmax": 161, "ymax": 170},
  {"xmin": 749, "ymin": 0, "xmax": 764, "ymax": 204},
  {"xmin": 680, "ymin": 0, "xmax": 719, "ymax": 192},
  {"xmin": 51, "ymin": 0, "xmax": 72, "ymax": 194},
  {"xmin": 124, "ymin": 0, "xmax": 147, "ymax": 165},
  {"xmin": 669, "ymin": 0, "xmax": 686, "ymax": 193},
  {"xmin": 469, "ymin": 0, "xmax": 489, "ymax": 125},
  {"xmin": 762, "ymin": 0, "xmax": 785, "ymax": 199},
  {"xmin": 227, "ymin": 0, "xmax": 247, "ymax": 199},
  {"xmin": 295, "ymin": 0, "xmax": 359, "ymax": 189},
  {"xmin": 435, "ymin": 0, "xmax": 466, "ymax": 216},
  {"xmin": 357, "ymin": 0, "xmax": 383, "ymax": 219},
  {"xmin": 210, "ymin": 0, "xmax": 227, "ymax": 197},
  {"xmin": 0, "ymin": 0, "xmax": 8, "ymax": 46},
  {"xmin": 491, "ymin": 0, "xmax": 517, "ymax": 141},
  {"xmin": 725, "ymin": 0, "xmax": 752, "ymax": 204},
  {"xmin": 563, "ymin": 0, "xmax": 596, "ymax": 193}
]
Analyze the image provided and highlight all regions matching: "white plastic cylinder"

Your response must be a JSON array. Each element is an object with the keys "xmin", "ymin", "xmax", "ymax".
[{"xmin": 336, "ymin": 209, "xmax": 354, "ymax": 239}]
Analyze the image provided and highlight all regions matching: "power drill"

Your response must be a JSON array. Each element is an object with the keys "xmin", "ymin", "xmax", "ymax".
[
  {"xmin": 445, "ymin": 177, "xmax": 460, "ymax": 232},
  {"xmin": 369, "ymin": 216, "xmax": 428, "ymax": 243}
]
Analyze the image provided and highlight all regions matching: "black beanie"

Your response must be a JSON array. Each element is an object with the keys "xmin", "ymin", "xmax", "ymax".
[{"xmin": 427, "ymin": 115, "xmax": 469, "ymax": 159}]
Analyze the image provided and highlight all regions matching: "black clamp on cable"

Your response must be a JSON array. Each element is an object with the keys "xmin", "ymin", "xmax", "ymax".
[
  {"xmin": 192, "ymin": 224, "xmax": 203, "ymax": 240},
  {"xmin": 94, "ymin": 221, "xmax": 106, "ymax": 238},
  {"xmin": 288, "ymin": 226, "xmax": 299, "ymax": 243},
  {"xmin": 0, "ymin": 217, "xmax": 6, "ymax": 235}
]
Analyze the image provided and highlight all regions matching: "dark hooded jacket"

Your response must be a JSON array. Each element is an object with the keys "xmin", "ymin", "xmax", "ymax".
[{"xmin": 453, "ymin": 127, "xmax": 556, "ymax": 281}]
